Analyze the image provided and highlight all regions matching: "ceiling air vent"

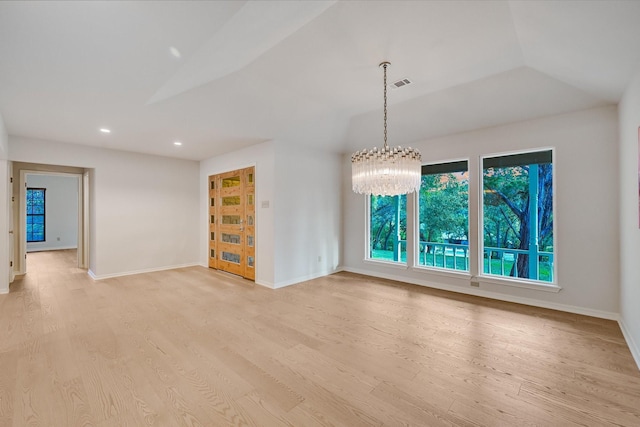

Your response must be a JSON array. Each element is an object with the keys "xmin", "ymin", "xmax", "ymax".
[{"xmin": 390, "ymin": 77, "xmax": 412, "ymax": 89}]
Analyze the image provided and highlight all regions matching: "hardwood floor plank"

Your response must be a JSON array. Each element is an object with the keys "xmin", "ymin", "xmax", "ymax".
[
  {"xmin": 74, "ymin": 355, "xmax": 129, "ymax": 423},
  {"xmin": 50, "ymin": 376, "xmax": 97, "ymax": 427},
  {"xmin": 39, "ymin": 292, "xmax": 62, "ymax": 335},
  {"xmin": 0, "ymin": 351, "xmax": 17, "ymax": 421},
  {"xmin": 107, "ymin": 332, "xmax": 216, "ymax": 426},
  {"xmin": 279, "ymin": 403, "xmax": 338, "ymax": 427},
  {"xmin": 370, "ymin": 381, "xmax": 470, "ymax": 427},
  {"xmin": 13, "ymin": 338, "xmax": 52, "ymax": 426},
  {"xmin": 212, "ymin": 345, "xmax": 304, "ymax": 413},
  {"xmin": 233, "ymin": 391, "xmax": 295, "ymax": 427},
  {"xmin": 574, "ymin": 366, "xmax": 640, "ymax": 397},
  {"xmin": 282, "ymin": 343, "xmax": 380, "ymax": 391},
  {"xmin": 0, "ymin": 293, "xmax": 30, "ymax": 353},
  {"xmin": 447, "ymin": 393, "xmax": 586, "ymax": 427},
  {"xmin": 135, "ymin": 327, "xmax": 259, "ymax": 426},
  {"xmin": 519, "ymin": 380, "xmax": 640, "ymax": 426},
  {"xmin": 1, "ymin": 250, "xmax": 639, "ymax": 426}
]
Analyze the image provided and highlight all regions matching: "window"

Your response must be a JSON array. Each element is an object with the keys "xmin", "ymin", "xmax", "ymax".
[
  {"xmin": 417, "ymin": 161, "xmax": 469, "ymax": 271},
  {"xmin": 362, "ymin": 149, "xmax": 556, "ymax": 289},
  {"xmin": 26, "ymin": 188, "xmax": 46, "ymax": 242},
  {"xmin": 482, "ymin": 150, "xmax": 554, "ymax": 283},
  {"xmin": 368, "ymin": 194, "xmax": 406, "ymax": 263}
]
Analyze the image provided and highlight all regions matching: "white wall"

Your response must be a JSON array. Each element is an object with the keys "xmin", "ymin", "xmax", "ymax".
[
  {"xmin": 0, "ymin": 113, "xmax": 7, "ymax": 158},
  {"xmin": 9, "ymin": 136, "xmax": 200, "ymax": 278},
  {"xmin": 273, "ymin": 141, "xmax": 342, "ymax": 287},
  {"xmin": 199, "ymin": 140, "xmax": 343, "ymax": 288},
  {"xmin": 0, "ymin": 113, "xmax": 9, "ymax": 293},
  {"xmin": 618, "ymin": 73, "xmax": 640, "ymax": 368},
  {"xmin": 25, "ymin": 174, "xmax": 79, "ymax": 252},
  {"xmin": 344, "ymin": 106, "xmax": 620, "ymax": 318},
  {"xmin": 200, "ymin": 141, "xmax": 276, "ymax": 286}
]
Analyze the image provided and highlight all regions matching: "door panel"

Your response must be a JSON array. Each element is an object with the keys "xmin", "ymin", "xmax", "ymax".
[
  {"xmin": 243, "ymin": 166, "xmax": 255, "ymax": 280},
  {"xmin": 208, "ymin": 166, "xmax": 255, "ymax": 280}
]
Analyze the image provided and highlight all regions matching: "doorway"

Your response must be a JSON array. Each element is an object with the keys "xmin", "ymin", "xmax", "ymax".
[
  {"xmin": 208, "ymin": 166, "xmax": 255, "ymax": 280},
  {"xmin": 15, "ymin": 167, "xmax": 89, "ymax": 275}
]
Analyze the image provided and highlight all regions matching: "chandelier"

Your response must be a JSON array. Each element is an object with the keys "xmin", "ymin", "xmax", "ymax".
[{"xmin": 351, "ymin": 62, "xmax": 422, "ymax": 196}]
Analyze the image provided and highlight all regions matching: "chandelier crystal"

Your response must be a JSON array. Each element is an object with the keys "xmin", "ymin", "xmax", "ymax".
[{"xmin": 351, "ymin": 62, "xmax": 422, "ymax": 196}]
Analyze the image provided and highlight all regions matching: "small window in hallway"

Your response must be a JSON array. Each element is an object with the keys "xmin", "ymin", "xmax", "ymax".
[{"xmin": 27, "ymin": 188, "xmax": 46, "ymax": 242}]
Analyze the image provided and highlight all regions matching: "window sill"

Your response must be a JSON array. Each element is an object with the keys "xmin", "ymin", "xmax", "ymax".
[
  {"xmin": 477, "ymin": 275, "xmax": 561, "ymax": 293},
  {"xmin": 411, "ymin": 265, "xmax": 471, "ymax": 280},
  {"xmin": 363, "ymin": 259, "xmax": 408, "ymax": 270}
]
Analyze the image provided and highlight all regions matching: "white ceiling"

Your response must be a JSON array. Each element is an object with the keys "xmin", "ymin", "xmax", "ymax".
[{"xmin": 1, "ymin": 1, "xmax": 639, "ymax": 161}]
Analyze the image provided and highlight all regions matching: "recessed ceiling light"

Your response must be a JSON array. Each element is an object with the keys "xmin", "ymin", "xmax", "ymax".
[
  {"xmin": 173, "ymin": 141, "xmax": 182, "ymax": 146},
  {"xmin": 169, "ymin": 46, "xmax": 181, "ymax": 58},
  {"xmin": 99, "ymin": 128, "xmax": 111, "ymax": 133}
]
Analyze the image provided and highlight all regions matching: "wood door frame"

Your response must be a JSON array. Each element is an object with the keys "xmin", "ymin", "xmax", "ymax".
[{"xmin": 208, "ymin": 166, "xmax": 255, "ymax": 280}]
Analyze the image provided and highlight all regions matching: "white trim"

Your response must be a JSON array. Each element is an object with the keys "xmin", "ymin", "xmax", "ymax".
[
  {"xmin": 255, "ymin": 280, "xmax": 275, "ymax": 289},
  {"xmin": 198, "ymin": 261, "xmax": 275, "ymax": 289},
  {"xmin": 88, "ymin": 263, "xmax": 201, "ymax": 280},
  {"xmin": 364, "ymin": 191, "xmax": 411, "ymax": 268},
  {"xmin": 619, "ymin": 318, "xmax": 640, "ymax": 371},
  {"xmin": 272, "ymin": 268, "xmax": 341, "ymax": 289},
  {"xmin": 81, "ymin": 171, "xmax": 89, "ymax": 269},
  {"xmin": 411, "ymin": 265, "xmax": 471, "ymax": 280},
  {"xmin": 414, "ymin": 157, "xmax": 472, "ymax": 281},
  {"xmin": 364, "ymin": 195, "xmax": 371, "ymax": 260},
  {"xmin": 477, "ymin": 275, "xmax": 561, "ymax": 293},
  {"xmin": 363, "ymin": 259, "xmax": 408, "ymax": 270},
  {"xmin": 0, "ymin": 287, "xmax": 8, "ymax": 294},
  {"xmin": 20, "ymin": 170, "xmax": 85, "ymax": 274},
  {"xmin": 342, "ymin": 267, "xmax": 617, "ymax": 320},
  {"xmin": 479, "ymin": 147, "xmax": 558, "ymax": 286},
  {"xmin": 206, "ymin": 162, "xmax": 257, "ymax": 178},
  {"xmin": 27, "ymin": 245, "xmax": 78, "ymax": 253}
]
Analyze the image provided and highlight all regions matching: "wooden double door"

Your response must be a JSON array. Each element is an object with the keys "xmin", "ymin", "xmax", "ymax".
[{"xmin": 208, "ymin": 167, "xmax": 255, "ymax": 280}]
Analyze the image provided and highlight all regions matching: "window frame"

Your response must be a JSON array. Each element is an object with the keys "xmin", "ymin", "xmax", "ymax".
[
  {"xmin": 364, "ymin": 194, "xmax": 408, "ymax": 268},
  {"xmin": 359, "ymin": 149, "xmax": 561, "ymax": 293},
  {"xmin": 413, "ymin": 159, "xmax": 470, "ymax": 274},
  {"xmin": 479, "ymin": 148, "xmax": 559, "ymax": 289},
  {"xmin": 26, "ymin": 187, "xmax": 46, "ymax": 243}
]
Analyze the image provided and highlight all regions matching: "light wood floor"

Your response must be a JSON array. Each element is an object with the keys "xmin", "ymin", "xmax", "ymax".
[{"xmin": 1, "ymin": 250, "xmax": 639, "ymax": 426}]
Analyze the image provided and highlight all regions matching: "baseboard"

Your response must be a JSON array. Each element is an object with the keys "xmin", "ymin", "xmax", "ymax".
[
  {"xmin": 194, "ymin": 263, "xmax": 277, "ymax": 289},
  {"xmin": 341, "ymin": 267, "xmax": 619, "ymax": 321},
  {"xmin": 27, "ymin": 245, "xmax": 78, "ymax": 253},
  {"xmin": 88, "ymin": 263, "xmax": 201, "ymax": 280},
  {"xmin": 619, "ymin": 317, "xmax": 640, "ymax": 371},
  {"xmin": 0, "ymin": 287, "xmax": 8, "ymax": 295},
  {"xmin": 272, "ymin": 268, "xmax": 342, "ymax": 289},
  {"xmin": 255, "ymin": 280, "xmax": 275, "ymax": 289}
]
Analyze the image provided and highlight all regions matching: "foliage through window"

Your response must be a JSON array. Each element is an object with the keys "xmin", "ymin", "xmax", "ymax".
[
  {"xmin": 26, "ymin": 188, "xmax": 46, "ymax": 242},
  {"xmin": 418, "ymin": 161, "xmax": 469, "ymax": 271},
  {"xmin": 482, "ymin": 150, "xmax": 554, "ymax": 282},
  {"xmin": 369, "ymin": 195, "xmax": 406, "ymax": 263},
  {"xmin": 363, "ymin": 149, "xmax": 555, "ymax": 288}
]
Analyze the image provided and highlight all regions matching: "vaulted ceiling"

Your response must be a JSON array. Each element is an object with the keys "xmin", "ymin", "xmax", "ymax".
[{"xmin": 1, "ymin": 1, "xmax": 639, "ymax": 161}]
